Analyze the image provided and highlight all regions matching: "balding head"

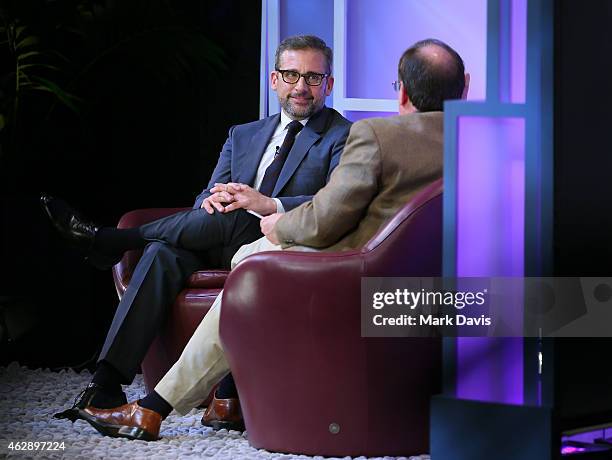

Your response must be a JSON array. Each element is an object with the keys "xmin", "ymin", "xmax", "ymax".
[{"xmin": 398, "ymin": 39, "xmax": 465, "ymax": 112}]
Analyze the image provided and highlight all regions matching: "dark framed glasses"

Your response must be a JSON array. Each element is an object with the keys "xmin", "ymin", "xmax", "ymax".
[{"xmin": 276, "ymin": 69, "xmax": 329, "ymax": 86}]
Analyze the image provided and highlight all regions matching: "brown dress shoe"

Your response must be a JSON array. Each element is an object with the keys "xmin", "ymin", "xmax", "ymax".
[
  {"xmin": 79, "ymin": 401, "xmax": 161, "ymax": 441},
  {"xmin": 53, "ymin": 382, "xmax": 127, "ymax": 422},
  {"xmin": 202, "ymin": 396, "xmax": 244, "ymax": 431}
]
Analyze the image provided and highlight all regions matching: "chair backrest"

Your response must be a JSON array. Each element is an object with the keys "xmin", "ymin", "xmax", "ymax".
[{"xmin": 362, "ymin": 178, "xmax": 443, "ymax": 277}]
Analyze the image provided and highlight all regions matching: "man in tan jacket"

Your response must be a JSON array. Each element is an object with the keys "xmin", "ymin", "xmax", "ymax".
[{"xmin": 77, "ymin": 38, "xmax": 469, "ymax": 441}]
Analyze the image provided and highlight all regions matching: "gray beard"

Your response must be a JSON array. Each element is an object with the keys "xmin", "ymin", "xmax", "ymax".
[{"xmin": 280, "ymin": 97, "xmax": 318, "ymax": 120}]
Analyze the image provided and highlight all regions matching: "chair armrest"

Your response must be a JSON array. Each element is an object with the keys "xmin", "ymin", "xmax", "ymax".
[
  {"xmin": 112, "ymin": 207, "xmax": 190, "ymax": 297},
  {"xmin": 219, "ymin": 248, "xmax": 364, "ymax": 387},
  {"xmin": 220, "ymin": 248, "xmax": 363, "ymax": 338}
]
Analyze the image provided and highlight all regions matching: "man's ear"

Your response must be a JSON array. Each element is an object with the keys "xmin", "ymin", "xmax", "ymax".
[
  {"xmin": 462, "ymin": 73, "xmax": 471, "ymax": 100},
  {"xmin": 399, "ymin": 82, "xmax": 409, "ymax": 106},
  {"xmin": 324, "ymin": 75, "xmax": 334, "ymax": 95},
  {"xmin": 398, "ymin": 81, "xmax": 416, "ymax": 115},
  {"xmin": 270, "ymin": 70, "xmax": 279, "ymax": 91}
]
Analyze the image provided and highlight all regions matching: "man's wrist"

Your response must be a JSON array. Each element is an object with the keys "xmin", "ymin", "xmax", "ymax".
[{"xmin": 272, "ymin": 198, "xmax": 285, "ymax": 214}]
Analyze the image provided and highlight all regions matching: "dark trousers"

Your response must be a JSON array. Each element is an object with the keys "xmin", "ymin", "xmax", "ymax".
[{"xmin": 98, "ymin": 208, "xmax": 261, "ymax": 383}]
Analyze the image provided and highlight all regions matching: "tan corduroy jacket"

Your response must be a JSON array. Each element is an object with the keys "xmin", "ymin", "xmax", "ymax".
[{"xmin": 275, "ymin": 111, "xmax": 444, "ymax": 251}]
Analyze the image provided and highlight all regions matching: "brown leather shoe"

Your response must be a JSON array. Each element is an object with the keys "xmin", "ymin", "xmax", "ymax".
[
  {"xmin": 79, "ymin": 401, "xmax": 161, "ymax": 441},
  {"xmin": 201, "ymin": 396, "xmax": 244, "ymax": 431}
]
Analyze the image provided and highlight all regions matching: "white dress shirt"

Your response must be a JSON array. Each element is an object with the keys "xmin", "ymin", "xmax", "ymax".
[{"xmin": 253, "ymin": 111, "xmax": 308, "ymax": 213}]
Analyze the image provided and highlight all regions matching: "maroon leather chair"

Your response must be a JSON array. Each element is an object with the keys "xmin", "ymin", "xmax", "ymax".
[
  {"xmin": 219, "ymin": 179, "xmax": 443, "ymax": 457},
  {"xmin": 111, "ymin": 208, "xmax": 229, "ymax": 393},
  {"xmin": 111, "ymin": 179, "xmax": 442, "ymax": 456}
]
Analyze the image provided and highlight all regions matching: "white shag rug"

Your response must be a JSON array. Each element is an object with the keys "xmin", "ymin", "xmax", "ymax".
[{"xmin": 0, "ymin": 363, "xmax": 430, "ymax": 460}]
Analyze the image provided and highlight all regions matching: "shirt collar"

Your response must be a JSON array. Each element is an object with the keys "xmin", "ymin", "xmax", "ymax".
[{"xmin": 280, "ymin": 110, "xmax": 309, "ymax": 130}]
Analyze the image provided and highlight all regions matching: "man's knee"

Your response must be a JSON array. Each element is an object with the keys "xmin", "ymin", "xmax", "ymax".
[
  {"xmin": 144, "ymin": 240, "xmax": 177, "ymax": 256},
  {"xmin": 139, "ymin": 241, "xmax": 201, "ymax": 274},
  {"xmin": 231, "ymin": 237, "xmax": 281, "ymax": 268},
  {"xmin": 138, "ymin": 241, "xmax": 177, "ymax": 264}
]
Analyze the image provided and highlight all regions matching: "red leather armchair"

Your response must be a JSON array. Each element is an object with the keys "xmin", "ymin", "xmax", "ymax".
[
  {"xmin": 111, "ymin": 207, "xmax": 229, "ymax": 392},
  {"xmin": 219, "ymin": 179, "xmax": 443, "ymax": 457},
  {"xmin": 111, "ymin": 179, "xmax": 442, "ymax": 456}
]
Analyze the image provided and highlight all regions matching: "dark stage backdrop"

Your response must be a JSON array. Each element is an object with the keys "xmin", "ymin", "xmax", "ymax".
[
  {"xmin": 0, "ymin": 0, "xmax": 261, "ymax": 368},
  {"xmin": 553, "ymin": 0, "xmax": 612, "ymax": 430},
  {"xmin": 554, "ymin": 0, "xmax": 612, "ymax": 275}
]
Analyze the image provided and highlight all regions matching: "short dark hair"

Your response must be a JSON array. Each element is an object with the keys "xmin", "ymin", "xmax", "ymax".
[
  {"xmin": 398, "ymin": 38, "xmax": 465, "ymax": 112},
  {"xmin": 275, "ymin": 35, "xmax": 333, "ymax": 74}
]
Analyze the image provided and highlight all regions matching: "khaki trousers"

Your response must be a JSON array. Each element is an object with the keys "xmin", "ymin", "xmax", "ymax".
[{"xmin": 154, "ymin": 236, "xmax": 281, "ymax": 414}]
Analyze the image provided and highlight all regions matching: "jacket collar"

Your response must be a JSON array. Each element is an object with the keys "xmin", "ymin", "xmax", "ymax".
[{"xmin": 272, "ymin": 106, "xmax": 331, "ymax": 196}]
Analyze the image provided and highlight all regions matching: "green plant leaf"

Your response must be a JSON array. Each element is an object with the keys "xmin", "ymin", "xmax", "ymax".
[
  {"xmin": 17, "ymin": 51, "xmax": 42, "ymax": 61},
  {"xmin": 16, "ymin": 35, "xmax": 39, "ymax": 50},
  {"xmin": 19, "ymin": 64, "xmax": 61, "ymax": 72},
  {"xmin": 30, "ymin": 76, "xmax": 82, "ymax": 114},
  {"xmin": 17, "ymin": 70, "xmax": 32, "ymax": 84},
  {"xmin": 15, "ymin": 26, "xmax": 27, "ymax": 40}
]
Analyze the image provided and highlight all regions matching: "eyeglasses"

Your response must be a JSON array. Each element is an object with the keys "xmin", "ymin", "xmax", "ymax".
[
  {"xmin": 392, "ymin": 80, "xmax": 402, "ymax": 92},
  {"xmin": 276, "ymin": 69, "xmax": 329, "ymax": 86}
]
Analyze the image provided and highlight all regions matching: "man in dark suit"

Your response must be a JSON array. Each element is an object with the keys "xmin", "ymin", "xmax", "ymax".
[{"xmin": 43, "ymin": 35, "xmax": 351, "ymax": 427}]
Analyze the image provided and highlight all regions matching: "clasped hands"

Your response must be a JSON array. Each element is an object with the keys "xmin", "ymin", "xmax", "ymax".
[
  {"xmin": 201, "ymin": 182, "xmax": 276, "ymax": 215},
  {"xmin": 201, "ymin": 182, "xmax": 281, "ymax": 243}
]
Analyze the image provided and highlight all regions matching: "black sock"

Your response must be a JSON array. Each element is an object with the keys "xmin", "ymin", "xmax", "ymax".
[
  {"xmin": 94, "ymin": 227, "xmax": 145, "ymax": 255},
  {"xmin": 139, "ymin": 391, "xmax": 173, "ymax": 419},
  {"xmin": 215, "ymin": 374, "xmax": 238, "ymax": 399},
  {"xmin": 92, "ymin": 361, "xmax": 125, "ymax": 395}
]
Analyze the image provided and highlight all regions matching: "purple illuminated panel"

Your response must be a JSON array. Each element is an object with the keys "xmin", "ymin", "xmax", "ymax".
[
  {"xmin": 280, "ymin": 0, "xmax": 334, "ymax": 46},
  {"xmin": 563, "ymin": 429, "xmax": 611, "ymax": 444},
  {"xmin": 456, "ymin": 116, "xmax": 525, "ymax": 404},
  {"xmin": 279, "ymin": 0, "xmax": 335, "ymax": 107},
  {"xmin": 456, "ymin": 337, "xmax": 523, "ymax": 404},
  {"xmin": 346, "ymin": 0, "xmax": 487, "ymax": 101},
  {"xmin": 510, "ymin": 0, "xmax": 527, "ymax": 103},
  {"xmin": 344, "ymin": 111, "xmax": 396, "ymax": 122},
  {"xmin": 457, "ymin": 116, "xmax": 524, "ymax": 276}
]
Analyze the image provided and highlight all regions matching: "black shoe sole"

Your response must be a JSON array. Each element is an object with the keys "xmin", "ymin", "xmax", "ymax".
[
  {"xmin": 202, "ymin": 419, "xmax": 245, "ymax": 432},
  {"xmin": 78, "ymin": 409, "xmax": 159, "ymax": 441},
  {"xmin": 53, "ymin": 408, "xmax": 82, "ymax": 422}
]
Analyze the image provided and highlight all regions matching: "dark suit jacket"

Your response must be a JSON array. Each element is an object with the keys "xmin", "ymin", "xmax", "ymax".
[{"xmin": 193, "ymin": 106, "xmax": 351, "ymax": 211}]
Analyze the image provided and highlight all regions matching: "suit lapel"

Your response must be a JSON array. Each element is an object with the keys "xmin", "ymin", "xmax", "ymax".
[
  {"xmin": 272, "ymin": 107, "xmax": 330, "ymax": 196},
  {"xmin": 240, "ymin": 114, "xmax": 280, "ymax": 186}
]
